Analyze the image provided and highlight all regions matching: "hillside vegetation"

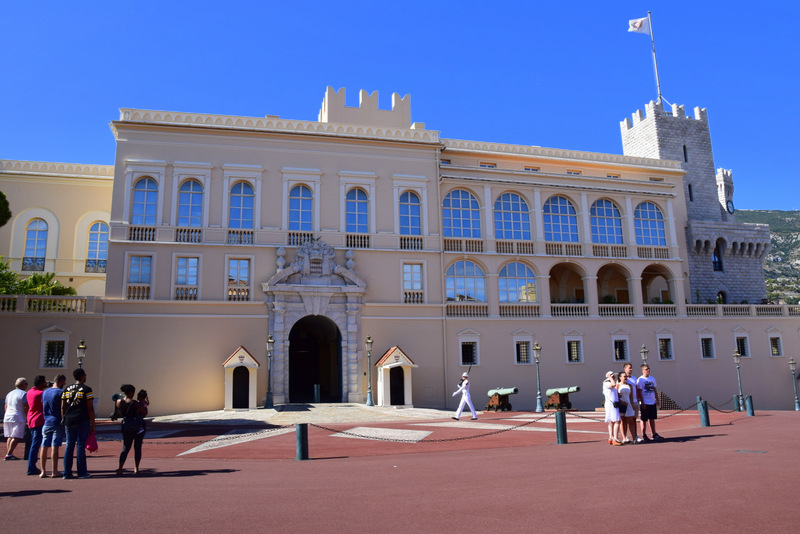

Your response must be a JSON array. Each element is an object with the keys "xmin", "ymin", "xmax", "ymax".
[{"xmin": 736, "ymin": 210, "xmax": 800, "ymax": 304}]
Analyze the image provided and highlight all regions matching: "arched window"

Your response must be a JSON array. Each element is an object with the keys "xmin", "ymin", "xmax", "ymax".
[
  {"xmin": 494, "ymin": 192, "xmax": 530, "ymax": 240},
  {"xmin": 712, "ymin": 243, "xmax": 724, "ymax": 271},
  {"xmin": 288, "ymin": 185, "xmax": 313, "ymax": 231},
  {"xmin": 543, "ymin": 196, "xmax": 578, "ymax": 242},
  {"xmin": 399, "ymin": 191, "xmax": 421, "ymax": 235},
  {"xmin": 345, "ymin": 188, "xmax": 369, "ymax": 234},
  {"xmin": 178, "ymin": 180, "xmax": 203, "ymax": 227},
  {"xmin": 86, "ymin": 222, "xmax": 109, "ymax": 273},
  {"xmin": 590, "ymin": 199, "xmax": 623, "ymax": 244},
  {"xmin": 229, "ymin": 182, "xmax": 254, "ymax": 229},
  {"xmin": 498, "ymin": 262, "xmax": 537, "ymax": 302},
  {"xmin": 634, "ymin": 202, "xmax": 666, "ymax": 246},
  {"xmin": 442, "ymin": 189, "xmax": 481, "ymax": 238},
  {"xmin": 445, "ymin": 260, "xmax": 485, "ymax": 302},
  {"xmin": 23, "ymin": 218, "xmax": 48, "ymax": 271},
  {"xmin": 132, "ymin": 178, "xmax": 158, "ymax": 225}
]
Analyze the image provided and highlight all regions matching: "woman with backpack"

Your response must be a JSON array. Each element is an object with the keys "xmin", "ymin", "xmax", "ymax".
[{"xmin": 113, "ymin": 384, "xmax": 148, "ymax": 475}]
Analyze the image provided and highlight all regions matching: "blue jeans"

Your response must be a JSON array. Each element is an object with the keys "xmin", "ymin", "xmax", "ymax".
[
  {"xmin": 27, "ymin": 426, "xmax": 43, "ymax": 475},
  {"xmin": 63, "ymin": 420, "xmax": 90, "ymax": 478}
]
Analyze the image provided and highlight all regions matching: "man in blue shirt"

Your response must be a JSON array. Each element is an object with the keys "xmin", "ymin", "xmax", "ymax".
[{"xmin": 40, "ymin": 374, "xmax": 66, "ymax": 478}]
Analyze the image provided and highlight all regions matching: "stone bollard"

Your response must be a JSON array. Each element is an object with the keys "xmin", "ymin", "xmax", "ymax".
[
  {"xmin": 734, "ymin": 394, "xmax": 742, "ymax": 412},
  {"xmin": 697, "ymin": 396, "xmax": 710, "ymax": 427},
  {"xmin": 296, "ymin": 423, "xmax": 309, "ymax": 460},
  {"xmin": 555, "ymin": 411, "xmax": 568, "ymax": 444},
  {"xmin": 745, "ymin": 395, "xmax": 755, "ymax": 416}
]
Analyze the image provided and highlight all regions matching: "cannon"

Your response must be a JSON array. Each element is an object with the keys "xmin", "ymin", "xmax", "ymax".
[
  {"xmin": 545, "ymin": 386, "xmax": 581, "ymax": 410},
  {"xmin": 485, "ymin": 387, "xmax": 519, "ymax": 412}
]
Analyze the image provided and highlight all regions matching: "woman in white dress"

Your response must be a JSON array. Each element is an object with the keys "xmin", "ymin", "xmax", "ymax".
[
  {"xmin": 603, "ymin": 371, "xmax": 622, "ymax": 445},
  {"xmin": 616, "ymin": 372, "xmax": 635, "ymax": 444}
]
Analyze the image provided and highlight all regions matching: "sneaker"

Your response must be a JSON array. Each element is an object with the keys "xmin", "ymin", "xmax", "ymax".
[
  {"xmin": 623, "ymin": 439, "xmax": 632, "ymax": 444},
  {"xmin": 642, "ymin": 435, "xmax": 651, "ymax": 442},
  {"xmin": 77, "ymin": 473, "xmax": 92, "ymax": 479},
  {"xmin": 4, "ymin": 455, "xmax": 19, "ymax": 461},
  {"xmin": 471, "ymin": 417, "xmax": 478, "ymax": 420},
  {"xmin": 451, "ymin": 417, "xmax": 458, "ymax": 420},
  {"xmin": 62, "ymin": 474, "xmax": 73, "ymax": 479},
  {"xmin": 634, "ymin": 437, "xmax": 645, "ymax": 444},
  {"xmin": 653, "ymin": 433, "xmax": 663, "ymax": 440}
]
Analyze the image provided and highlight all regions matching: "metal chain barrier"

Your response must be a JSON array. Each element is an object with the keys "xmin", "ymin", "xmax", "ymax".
[
  {"xmin": 707, "ymin": 397, "xmax": 738, "ymax": 414},
  {"xmin": 94, "ymin": 425, "xmax": 295, "ymax": 445},
  {"xmin": 309, "ymin": 412, "xmax": 557, "ymax": 443}
]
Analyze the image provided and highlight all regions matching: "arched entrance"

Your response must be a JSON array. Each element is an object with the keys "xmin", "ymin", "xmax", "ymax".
[
  {"xmin": 390, "ymin": 366, "xmax": 405, "ymax": 405},
  {"xmin": 232, "ymin": 366, "xmax": 249, "ymax": 408},
  {"xmin": 289, "ymin": 315, "xmax": 342, "ymax": 403}
]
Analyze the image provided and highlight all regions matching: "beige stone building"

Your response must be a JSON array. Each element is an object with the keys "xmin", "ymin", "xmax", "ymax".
[{"xmin": 1, "ymin": 87, "xmax": 798, "ymax": 415}]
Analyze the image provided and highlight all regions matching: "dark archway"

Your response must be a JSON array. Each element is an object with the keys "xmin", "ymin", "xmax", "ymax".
[
  {"xmin": 289, "ymin": 315, "xmax": 342, "ymax": 403},
  {"xmin": 389, "ymin": 366, "xmax": 405, "ymax": 405},
  {"xmin": 232, "ymin": 366, "xmax": 249, "ymax": 408}
]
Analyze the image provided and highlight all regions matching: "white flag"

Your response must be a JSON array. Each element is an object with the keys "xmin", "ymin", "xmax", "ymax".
[{"xmin": 628, "ymin": 17, "xmax": 651, "ymax": 35}]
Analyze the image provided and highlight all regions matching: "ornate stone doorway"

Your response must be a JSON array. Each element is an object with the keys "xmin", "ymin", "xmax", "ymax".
[{"xmin": 289, "ymin": 315, "xmax": 342, "ymax": 403}]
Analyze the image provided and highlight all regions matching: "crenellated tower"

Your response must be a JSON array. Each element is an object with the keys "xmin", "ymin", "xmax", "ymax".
[{"xmin": 621, "ymin": 101, "xmax": 771, "ymax": 304}]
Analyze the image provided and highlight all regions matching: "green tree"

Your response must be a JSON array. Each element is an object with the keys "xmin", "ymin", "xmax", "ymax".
[
  {"xmin": 0, "ymin": 190, "xmax": 11, "ymax": 228},
  {"xmin": 0, "ymin": 257, "xmax": 76, "ymax": 295}
]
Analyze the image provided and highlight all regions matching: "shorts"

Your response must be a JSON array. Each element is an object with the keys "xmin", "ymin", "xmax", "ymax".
[
  {"xmin": 3, "ymin": 421, "xmax": 25, "ymax": 439},
  {"xmin": 42, "ymin": 423, "xmax": 65, "ymax": 448},
  {"xmin": 641, "ymin": 403, "xmax": 658, "ymax": 422}
]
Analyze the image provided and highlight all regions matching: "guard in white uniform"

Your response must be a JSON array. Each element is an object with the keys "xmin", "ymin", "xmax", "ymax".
[{"xmin": 452, "ymin": 372, "xmax": 477, "ymax": 420}]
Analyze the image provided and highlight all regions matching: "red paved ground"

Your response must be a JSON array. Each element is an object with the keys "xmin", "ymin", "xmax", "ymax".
[{"xmin": 1, "ymin": 410, "xmax": 797, "ymax": 532}]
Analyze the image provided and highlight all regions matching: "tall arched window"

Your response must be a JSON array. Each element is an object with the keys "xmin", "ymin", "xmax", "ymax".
[
  {"xmin": 494, "ymin": 192, "xmax": 530, "ymax": 240},
  {"xmin": 399, "ymin": 191, "xmax": 421, "ymax": 235},
  {"xmin": 590, "ymin": 199, "xmax": 623, "ymax": 244},
  {"xmin": 712, "ymin": 241, "xmax": 724, "ymax": 271},
  {"xmin": 634, "ymin": 202, "xmax": 666, "ymax": 246},
  {"xmin": 229, "ymin": 182, "xmax": 254, "ymax": 229},
  {"xmin": 178, "ymin": 180, "xmax": 203, "ymax": 227},
  {"xmin": 442, "ymin": 189, "xmax": 481, "ymax": 238},
  {"xmin": 288, "ymin": 185, "xmax": 313, "ymax": 231},
  {"xmin": 23, "ymin": 218, "xmax": 48, "ymax": 271},
  {"xmin": 445, "ymin": 260, "xmax": 485, "ymax": 302},
  {"xmin": 86, "ymin": 221, "xmax": 109, "ymax": 273},
  {"xmin": 498, "ymin": 262, "xmax": 537, "ymax": 302},
  {"xmin": 345, "ymin": 188, "xmax": 369, "ymax": 233},
  {"xmin": 132, "ymin": 178, "xmax": 158, "ymax": 225},
  {"xmin": 543, "ymin": 196, "xmax": 578, "ymax": 242}
]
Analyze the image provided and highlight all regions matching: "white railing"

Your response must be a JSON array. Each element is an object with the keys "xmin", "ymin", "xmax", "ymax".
[
  {"xmin": 128, "ymin": 226, "xmax": 156, "ymax": 241},
  {"xmin": 403, "ymin": 291, "xmax": 424, "ymax": 304},
  {"xmin": 499, "ymin": 303, "xmax": 540, "ymax": 317},
  {"xmin": 551, "ymin": 304, "xmax": 589, "ymax": 317},
  {"xmin": 643, "ymin": 304, "xmax": 677, "ymax": 316},
  {"xmin": 599, "ymin": 304, "xmax": 635, "ymax": 317},
  {"xmin": 0, "ymin": 296, "xmax": 90, "ymax": 313},
  {"xmin": 446, "ymin": 303, "xmax": 489, "ymax": 317}
]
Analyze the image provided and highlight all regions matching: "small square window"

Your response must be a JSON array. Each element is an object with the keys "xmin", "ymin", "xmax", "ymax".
[
  {"xmin": 479, "ymin": 162, "xmax": 496, "ymax": 168},
  {"xmin": 524, "ymin": 166, "xmax": 540, "ymax": 172},
  {"xmin": 606, "ymin": 173, "xmax": 620, "ymax": 179},
  {"xmin": 566, "ymin": 339, "xmax": 582, "ymax": 363},
  {"xmin": 613, "ymin": 339, "xmax": 628, "ymax": 362},
  {"xmin": 566, "ymin": 169, "xmax": 581, "ymax": 176},
  {"xmin": 735, "ymin": 336, "xmax": 749, "ymax": 358},
  {"xmin": 769, "ymin": 337, "xmax": 782, "ymax": 357},
  {"xmin": 43, "ymin": 340, "xmax": 66, "ymax": 368},
  {"xmin": 461, "ymin": 342, "xmax": 478, "ymax": 366},
  {"xmin": 700, "ymin": 337, "xmax": 714, "ymax": 359},
  {"xmin": 441, "ymin": 159, "xmax": 451, "ymax": 165},
  {"xmin": 658, "ymin": 338, "xmax": 674, "ymax": 361},
  {"xmin": 516, "ymin": 341, "xmax": 531, "ymax": 364}
]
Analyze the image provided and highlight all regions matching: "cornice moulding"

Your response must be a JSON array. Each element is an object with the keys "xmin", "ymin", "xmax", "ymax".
[{"xmin": 0, "ymin": 159, "xmax": 114, "ymax": 179}]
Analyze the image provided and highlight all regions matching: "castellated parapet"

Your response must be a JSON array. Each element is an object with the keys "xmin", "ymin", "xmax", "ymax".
[{"xmin": 318, "ymin": 86, "xmax": 416, "ymax": 129}]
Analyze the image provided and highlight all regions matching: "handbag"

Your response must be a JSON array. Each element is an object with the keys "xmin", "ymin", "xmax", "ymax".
[
  {"xmin": 619, "ymin": 401, "xmax": 628, "ymax": 414},
  {"xmin": 613, "ymin": 401, "xmax": 621, "ymax": 408},
  {"xmin": 86, "ymin": 431, "xmax": 98, "ymax": 453}
]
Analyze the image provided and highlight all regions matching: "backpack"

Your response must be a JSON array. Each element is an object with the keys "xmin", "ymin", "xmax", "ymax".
[{"xmin": 121, "ymin": 400, "xmax": 143, "ymax": 434}]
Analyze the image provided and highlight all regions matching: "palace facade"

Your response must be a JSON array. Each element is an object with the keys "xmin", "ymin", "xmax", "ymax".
[{"xmin": 1, "ymin": 88, "xmax": 796, "ymax": 414}]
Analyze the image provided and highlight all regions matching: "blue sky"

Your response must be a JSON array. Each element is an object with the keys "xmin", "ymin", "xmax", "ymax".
[{"xmin": 1, "ymin": 1, "xmax": 798, "ymax": 210}]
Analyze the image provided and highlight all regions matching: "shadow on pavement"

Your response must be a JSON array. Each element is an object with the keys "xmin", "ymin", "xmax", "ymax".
[{"xmin": 0, "ymin": 489, "xmax": 71, "ymax": 498}]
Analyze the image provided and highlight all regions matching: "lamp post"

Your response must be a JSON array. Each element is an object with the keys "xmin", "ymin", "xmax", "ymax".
[
  {"xmin": 364, "ymin": 335, "xmax": 374, "ymax": 406},
  {"xmin": 733, "ymin": 350, "xmax": 744, "ymax": 411},
  {"xmin": 76, "ymin": 338, "xmax": 86, "ymax": 369},
  {"xmin": 532, "ymin": 341, "xmax": 544, "ymax": 412},
  {"xmin": 265, "ymin": 334, "xmax": 274, "ymax": 409},
  {"xmin": 639, "ymin": 344, "xmax": 649, "ymax": 366},
  {"xmin": 789, "ymin": 358, "xmax": 800, "ymax": 411}
]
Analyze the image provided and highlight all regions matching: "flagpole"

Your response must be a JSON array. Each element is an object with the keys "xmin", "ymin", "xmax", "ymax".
[{"xmin": 648, "ymin": 11, "xmax": 664, "ymax": 104}]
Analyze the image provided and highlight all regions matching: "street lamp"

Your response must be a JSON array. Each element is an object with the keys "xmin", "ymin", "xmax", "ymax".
[
  {"xmin": 364, "ymin": 334, "xmax": 374, "ymax": 406},
  {"xmin": 76, "ymin": 338, "xmax": 86, "ymax": 369},
  {"xmin": 265, "ymin": 334, "xmax": 274, "ymax": 409},
  {"xmin": 533, "ymin": 341, "xmax": 544, "ymax": 412},
  {"xmin": 639, "ymin": 344, "xmax": 649, "ymax": 365},
  {"xmin": 733, "ymin": 350, "xmax": 744, "ymax": 411},
  {"xmin": 789, "ymin": 358, "xmax": 800, "ymax": 411}
]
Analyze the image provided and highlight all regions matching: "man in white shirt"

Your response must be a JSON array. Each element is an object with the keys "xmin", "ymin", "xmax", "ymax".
[
  {"xmin": 638, "ymin": 364, "xmax": 662, "ymax": 441},
  {"xmin": 452, "ymin": 372, "xmax": 477, "ymax": 420}
]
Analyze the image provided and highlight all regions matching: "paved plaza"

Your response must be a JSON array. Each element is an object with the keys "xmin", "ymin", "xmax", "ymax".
[{"xmin": 1, "ymin": 405, "xmax": 797, "ymax": 532}]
